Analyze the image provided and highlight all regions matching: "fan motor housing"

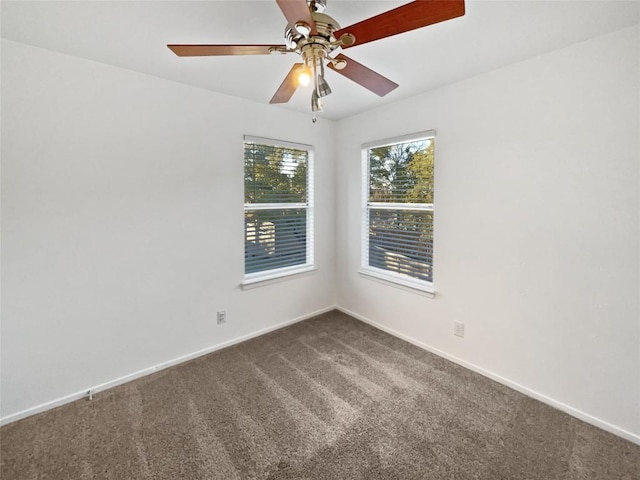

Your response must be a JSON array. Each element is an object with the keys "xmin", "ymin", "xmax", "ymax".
[
  {"xmin": 284, "ymin": 12, "xmax": 340, "ymax": 50},
  {"xmin": 311, "ymin": 0, "xmax": 328, "ymax": 12}
]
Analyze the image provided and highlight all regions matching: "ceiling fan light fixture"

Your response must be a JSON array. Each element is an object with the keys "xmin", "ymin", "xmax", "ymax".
[
  {"xmin": 317, "ymin": 75, "xmax": 332, "ymax": 97},
  {"xmin": 317, "ymin": 60, "xmax": 331, "ymax": 97},
  {"xmin": 297, "ymin": 66, "xmax": 312, "ymax": 86},
  {"xmin": 311, "ymin": 90, "xmax": 323, "ymax": 112}
]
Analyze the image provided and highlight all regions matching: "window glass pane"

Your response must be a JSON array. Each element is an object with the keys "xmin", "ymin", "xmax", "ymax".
[
  {"xmin": 244, "ymin": 137, "xmax": 313, "ymax": 279},
  {"xmin": 244, "ymin": 142, "xmax": 308, "ymax": 204},
  {"xmin": 363, "ymin": 132, "xmax": 435, "ymax": 288},
  {"xmin": 245, "ymin": 208, "xmax": 307, "ymax": 274},
  {"xmin": 369, "ymin": 138, "xmax": 434, "ymax": 204},
  {"xmin": 369, "ymin": 210, "xmax": 433, "ymax": 282}
]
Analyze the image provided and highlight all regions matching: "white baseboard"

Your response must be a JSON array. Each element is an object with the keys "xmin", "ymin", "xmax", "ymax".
[
  {"xmin": 0, "ymin": 306, "xmax": 337, "ymax": 427},
  {"xmin": 336, "ymin": 306, "xmax": 640, "ymax": 446}
]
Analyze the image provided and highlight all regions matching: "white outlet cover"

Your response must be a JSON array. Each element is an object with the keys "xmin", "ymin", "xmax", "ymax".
[{"xmin": 454, "ymin": 321, "xmax": 465, "ymax": 338}]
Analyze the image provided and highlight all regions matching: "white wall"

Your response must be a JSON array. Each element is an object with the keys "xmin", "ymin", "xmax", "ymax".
[
  {"xmin": 1, "ymin": 40, "xmax": 336, "ymax": 420},
  {"xmin": 335, "ymin": 25, "xmax": 640, "ymax": 440}
]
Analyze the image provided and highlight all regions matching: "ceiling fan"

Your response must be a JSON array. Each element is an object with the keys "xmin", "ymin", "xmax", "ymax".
[{"xmin": 168, "ymin": 0, "xmax": 465, "ymax": 121}]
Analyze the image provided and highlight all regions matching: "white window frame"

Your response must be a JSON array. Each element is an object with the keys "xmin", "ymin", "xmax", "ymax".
[
  {"xmin": 242, "ymin": 135, "xmax": 315, "ymax": 288},
  {"xmin": 360, "ymin": 130, "xmax": 436, "ymax": 296}
]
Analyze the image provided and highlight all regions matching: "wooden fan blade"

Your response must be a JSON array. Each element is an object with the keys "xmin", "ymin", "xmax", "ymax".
[
  {"xmin": 270, "ymin": 63, "xmax": 305, "ymax": 104},
  {"xmin": 167, "ymin": 44, "xmax": 287, "ymax": 56},
  {"xmin": 327, "ymin": 54, "xmax": 398, "ymax": 97},
  {"xmin": 275, "ymin": 0, "xmax": 318, "ymax": 35},
  {"xmin": 334, "ymin": 0, "xmax": 465, "ymax": 48}
]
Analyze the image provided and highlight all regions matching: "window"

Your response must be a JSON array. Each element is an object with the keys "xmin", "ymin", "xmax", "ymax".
[
  {"xmin": 243, "ymin": 136, "xmax": 314, "ymax": 284},
  {"xmin": 361, "ymin": 131, "xmax": 435, "ymax": 293}
]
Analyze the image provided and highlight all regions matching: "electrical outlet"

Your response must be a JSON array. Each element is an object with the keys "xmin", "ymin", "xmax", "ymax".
[
  {"xmin": 454, "ymin": 321, "xmax": 465, "ymax": 338},
  {"xmin": 217, "ymin": 310, "xmax": 226, "ymax": 325}
]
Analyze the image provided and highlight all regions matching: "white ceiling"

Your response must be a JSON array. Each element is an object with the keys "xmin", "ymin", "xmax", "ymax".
[{"xmin": 2, "ymin": 1, "xmax": 638, "ymax": 120}]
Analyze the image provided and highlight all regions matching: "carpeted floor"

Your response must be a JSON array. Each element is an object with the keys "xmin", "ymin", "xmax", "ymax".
[{"xmin": 1, "ymin": 310, "xmax": 639, "ymax": 479}]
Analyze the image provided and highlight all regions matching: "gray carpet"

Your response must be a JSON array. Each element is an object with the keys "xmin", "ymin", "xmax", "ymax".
[{"xmin": 1, "ymin": 310, "xmax": 639, "ymax": 479}]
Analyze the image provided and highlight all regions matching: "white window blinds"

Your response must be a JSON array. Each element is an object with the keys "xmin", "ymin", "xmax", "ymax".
[
  {"xmin": 362, "ymin": 132, "xmax": 435, "ymax": 290},
  {"xmin": 244, "ymin": 136, "xmax": 313, "ymax": 278}
]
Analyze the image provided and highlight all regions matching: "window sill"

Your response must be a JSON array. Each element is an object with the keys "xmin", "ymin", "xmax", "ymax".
[
  {"xmin": 241, "ymin": 265, "xmax": 317, "ymax": 290},
  {"xmin": 358, "ymin": 268, "xmax": 435, "ymax": 298}
]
